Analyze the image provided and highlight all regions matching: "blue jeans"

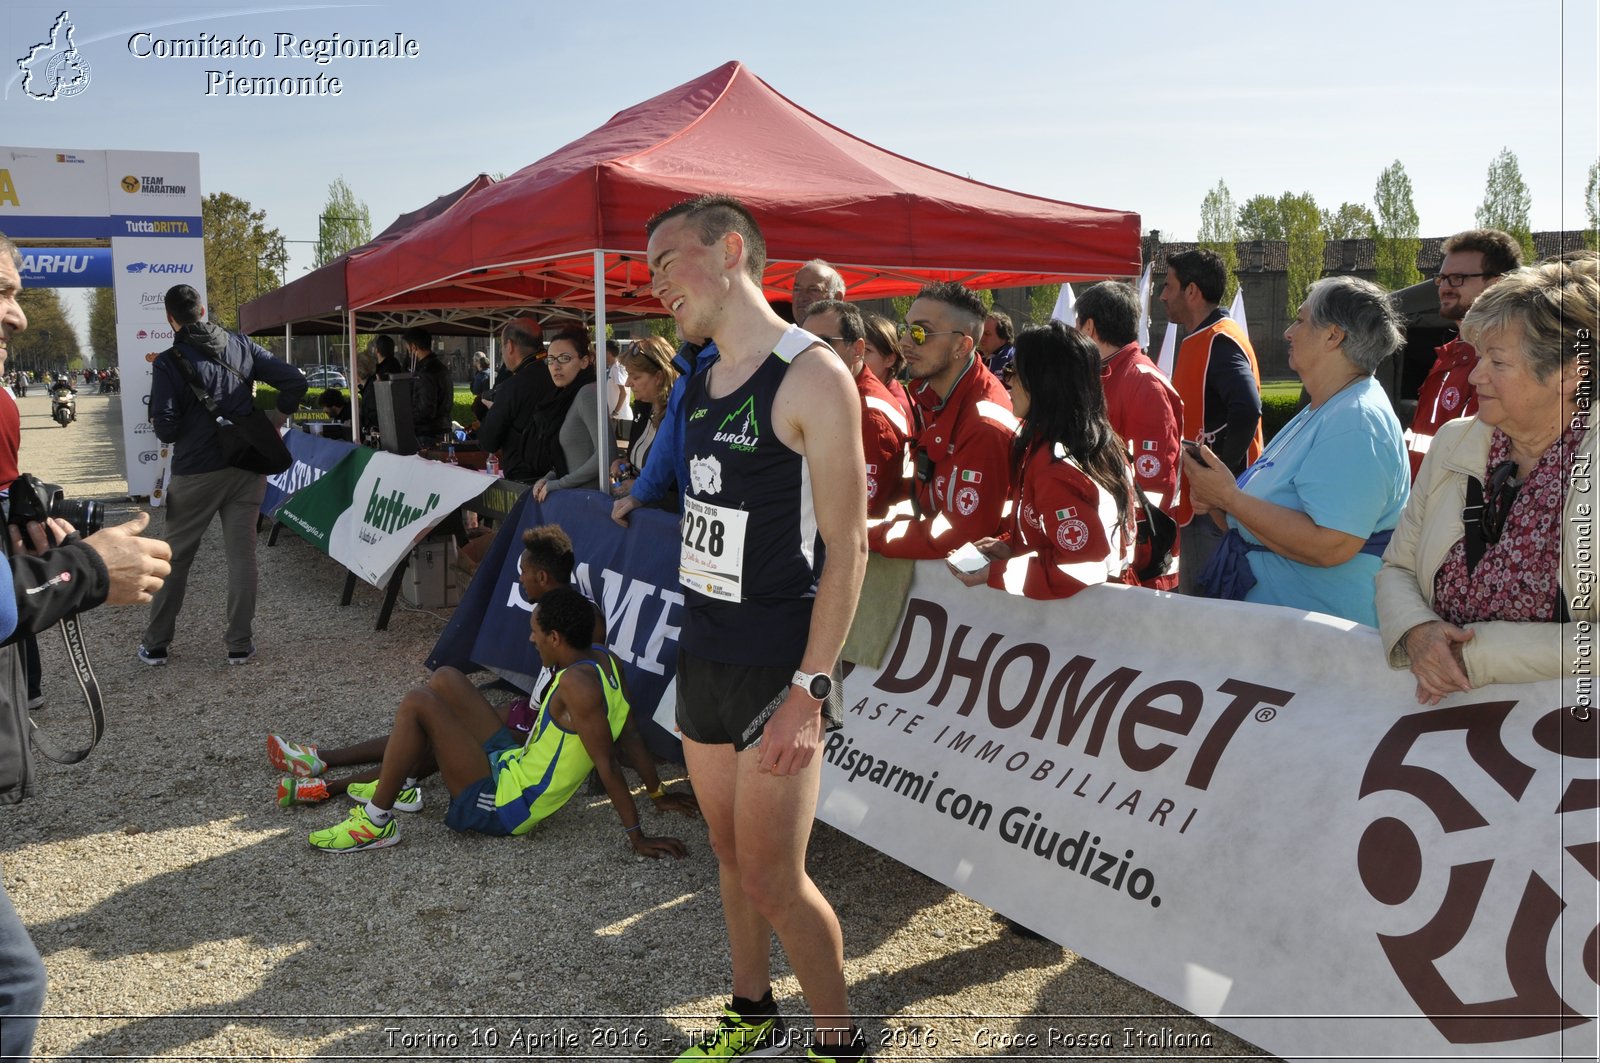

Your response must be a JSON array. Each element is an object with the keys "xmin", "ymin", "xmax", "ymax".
[{"xmin": 0, "ymin": 878, "xmax": 45, "ymax": 1060}]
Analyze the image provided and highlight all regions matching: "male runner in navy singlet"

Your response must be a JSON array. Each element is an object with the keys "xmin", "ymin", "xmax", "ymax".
[{"xmin": 648, "ymin": 196, "xmax": 870, "ymax": 1063}]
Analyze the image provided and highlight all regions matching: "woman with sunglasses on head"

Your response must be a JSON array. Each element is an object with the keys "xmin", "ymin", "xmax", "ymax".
[
  {"xmin": 948, "ymin": 321, "xmax": 1137, "ymax": 599},
  {"xmin": 531, "ymin": 327, "xmax": 601, "ymax": 503},
  {"xmin": 1377, "ymin": 261, "xmax": 1598, "ymax": 704}
]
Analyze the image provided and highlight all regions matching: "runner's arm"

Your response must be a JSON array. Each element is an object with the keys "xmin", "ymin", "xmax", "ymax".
[{"xmin": 564, "ymin": 670, "xmax": 687, "ymax": 858}]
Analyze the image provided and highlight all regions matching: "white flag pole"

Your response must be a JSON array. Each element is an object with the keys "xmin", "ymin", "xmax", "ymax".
[
  {"xmin": 1155, "ymin": 322, "xmax": 1178, "ymax": 378},
  {"xmin": 1050, "ymin": 282, "xmax": 1076, "ymax": 324},
  {"xmin": 1135, "ymin": 263, "xmax": 1153, "ymax": 351}
]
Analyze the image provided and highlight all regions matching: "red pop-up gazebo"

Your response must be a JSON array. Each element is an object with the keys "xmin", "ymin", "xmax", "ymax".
[{"xmin": 345, "ymin": 60, "xmax": 1140, "ymax": 318}]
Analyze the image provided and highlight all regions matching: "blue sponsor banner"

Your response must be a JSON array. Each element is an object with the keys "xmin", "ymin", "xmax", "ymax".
[
  {"xmin": 262, "ymin": 430, "xmax": 356, "ymax": 516},
  {"xmin": 110, "ymin": 215, "xmax": 204, "ymax": 238},
  {"xmin": 0, "ymin": 215, "xmax": 112, "ymax": 238},
  {"xmin": 19, "ymin": 246, "xmax": 112, "ymax": 287},
  {"xmin": 429, "ymin": 489, "xmax": 684, "ymax": 760}
]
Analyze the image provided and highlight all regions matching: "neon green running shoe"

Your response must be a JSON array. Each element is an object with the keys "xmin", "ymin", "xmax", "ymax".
[
  {"xmin": 346, "ymin": 780, "xmax": 423, "ymax": 813},
  {"xmin": 308, "ymin": 804, "xmax": 398, "ymax": 853},
  {"xmin": 674, "ymin": 1005, "xmax": 786, "ymax": 1060}
]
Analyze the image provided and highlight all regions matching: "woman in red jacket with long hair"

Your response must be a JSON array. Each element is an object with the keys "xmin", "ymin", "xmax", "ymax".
[{"xmin": 949, "ymin": 321, "xmax": 1136, "ymax": 599}]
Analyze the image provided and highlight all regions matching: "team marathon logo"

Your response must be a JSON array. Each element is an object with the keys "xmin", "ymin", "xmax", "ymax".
[
  {"xmin": 121, "ymin": 175, "xmax": 188, "ymax": 196},
  {"xmin": 1357, "ymin": 700, "xmax": 1599, "ymax": 1044},
  {"xmin": 16, "ymin": 11, "xmax": 91, "ymax": 101}
]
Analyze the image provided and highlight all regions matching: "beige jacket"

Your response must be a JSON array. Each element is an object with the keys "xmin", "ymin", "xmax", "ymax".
[{"xmin": 1376, "ymin": 416, "xmax": 1597, "ymax": 686}]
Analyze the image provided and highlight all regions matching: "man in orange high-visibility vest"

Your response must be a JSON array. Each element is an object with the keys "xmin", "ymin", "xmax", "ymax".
[{"xmin": 1159, "ymin": 249, "xmax": 1263, "ymax": 594}]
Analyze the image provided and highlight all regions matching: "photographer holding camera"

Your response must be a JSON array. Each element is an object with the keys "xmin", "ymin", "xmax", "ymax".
[{"xmin": 0, "ymin": 233, "xmax": 173, "ymax": 1060}]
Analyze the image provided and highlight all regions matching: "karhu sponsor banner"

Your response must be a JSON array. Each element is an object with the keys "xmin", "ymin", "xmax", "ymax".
[{"xmin": 818, "ymin": 564, "xmax": 1596, "ymax": 1062}]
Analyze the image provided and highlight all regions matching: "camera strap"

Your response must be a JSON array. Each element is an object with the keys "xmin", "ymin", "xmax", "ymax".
[{"xmin": 28, "ymin": 614, "xmax": 104, "ymax": 764}]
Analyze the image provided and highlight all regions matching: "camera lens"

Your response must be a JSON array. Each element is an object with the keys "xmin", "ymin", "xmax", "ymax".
[{"xmin": 51, "ymin": 498, "xmax": 103, "ymax": 537}]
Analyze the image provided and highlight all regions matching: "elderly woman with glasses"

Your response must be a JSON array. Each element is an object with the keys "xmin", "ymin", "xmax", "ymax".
[
  {"xmin": 1182, "ymin": 276, "xmax": 1410, "ymax": 625},
  {"xmin": 1376, "ymin": 261, "xmax": 1598, "ymax": 703}
]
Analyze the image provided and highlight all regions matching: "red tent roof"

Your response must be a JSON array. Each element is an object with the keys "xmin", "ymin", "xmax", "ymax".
[
  {"xmin": 238, "ymin": 173, "xmax": 496, "ymax": 335},
  {"xmin": 346, "ymin": 61, "xmax": 1139, "ymax": 317}
]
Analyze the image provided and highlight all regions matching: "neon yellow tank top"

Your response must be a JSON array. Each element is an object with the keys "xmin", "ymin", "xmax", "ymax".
[{"xmin": 492, "ymin": 653, "xmax": 629, "ymax": 835}]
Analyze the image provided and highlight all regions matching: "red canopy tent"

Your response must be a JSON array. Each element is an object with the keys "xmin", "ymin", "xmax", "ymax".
[
  {"xmin": 345, "ymin": 60, "xmax": 1140, "ymax": 319},
  {"xmin": 238, "ymin": 172, "xmax": 497, "ymax": 337}
]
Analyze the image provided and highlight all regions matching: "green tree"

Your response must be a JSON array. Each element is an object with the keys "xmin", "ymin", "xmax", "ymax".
[
  {"xmin": 1475, "ymin": 147, "xmax": 1535, "ymax": 261},
  {"xmin": 1320, "ymin": 202, "xmax": 1376, "ymax": 240},
  {"xmin": 1372, "ymin": 161, "xmax": 1422, "ymax": 290},
  {"xmin": 1027, "ymin": 286, "xmax": 1055, "ymax": 325},
  {"xmin": 1584, "ymin": 159, "xmax": 1598, "ymax": 251},
  {"xmin": 1198, "ymin": 179, "xmax": 1240, "ymax": 303},
  {"xmin": 88, "ymin": 286, "xmax": 116, "ymax": 365},
  {"xmin": 644, "ymin": 316, "xmax": 678, "ymax": 346},
  {"xmin": 14, "ymin": 288, "xmax": 81, "ymax": 374},
  {"xmin": 1236, "ymin": 194, "xmax": 1285, "ymax": 241},
  {"xmin": 1280, "ymin": 192, "xmax": 1325, "ymax": 316},
  {"xmin": 976, "ymin": 288, "xmax": 996, "ymax": 312},
  {"xmin": 202, "ymin": 192, "xmax": 288, "ymax": 331},
  {"xmin": 313, "ymin": 176, "xmax": 373, "ymax": 268}
]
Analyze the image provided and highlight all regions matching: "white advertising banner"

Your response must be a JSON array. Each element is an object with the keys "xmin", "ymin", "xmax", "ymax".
[
  {"xmin": 819, "ymin": 564, "xmax": 1596, "ymax": 1062},
  {"xmin": 275, "ymin": 448, "xmax": 497, "ymax": 587},
  {"xmin": 111, "ymin": 235, "xmax": 205, "ymax": 498}
]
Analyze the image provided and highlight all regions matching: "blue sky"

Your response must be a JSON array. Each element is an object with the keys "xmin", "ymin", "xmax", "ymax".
[{"xmin": 2, "ymin": 0, "xmax": 1596, "ymax": 336}]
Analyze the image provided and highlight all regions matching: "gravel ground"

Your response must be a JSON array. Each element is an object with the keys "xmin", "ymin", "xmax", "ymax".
[{"xmin": 2, "ymin": 390, "xmax": 1278, "ymax": 1061}]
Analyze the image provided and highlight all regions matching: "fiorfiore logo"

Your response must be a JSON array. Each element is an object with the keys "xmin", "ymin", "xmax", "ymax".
[
  {"xmin": 17, "ymin": 11, "xmax": 91, "ymax": 101},
  {"xmin": 1358, "ymin": 701, "xmax": 1598, "ymax": 1044}
]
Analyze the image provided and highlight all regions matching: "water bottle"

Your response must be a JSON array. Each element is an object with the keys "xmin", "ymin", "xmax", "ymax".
[
  {"xmin": 486, "ymin": 453, "xmax": 501, "ymax": 478},
  {"xmin": 447, "ymin": 443, "xmax": 457, "ymax": 465}
]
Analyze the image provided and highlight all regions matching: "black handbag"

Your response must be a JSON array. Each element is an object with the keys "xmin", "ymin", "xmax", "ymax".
[{"xmin": 172, "ymin": 341, "xmax": 293, "ymax": 475}]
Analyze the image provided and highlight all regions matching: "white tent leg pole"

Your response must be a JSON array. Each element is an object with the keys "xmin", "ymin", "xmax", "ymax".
[
  {"xmin": 347, "ymin": 310, "xmax": 358, "ymax": 440},
  {"xmin": 594, "ymin": 249, "xmax": 610, "ymax": 483}
]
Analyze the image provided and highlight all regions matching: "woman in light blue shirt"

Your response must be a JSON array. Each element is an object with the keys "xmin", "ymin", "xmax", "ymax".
[{"xmin": 1182, "ymin": 276, "xmax": 1409, "ymax": 625}]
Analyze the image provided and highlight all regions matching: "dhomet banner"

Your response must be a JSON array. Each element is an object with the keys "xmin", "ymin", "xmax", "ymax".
[
  {"xmin": 275, "ymin": 449, "xmax": 494, "ymax": 586},
  {"xmin": 430, "ymin": 512, "xmax": 1596, "ymax": 1059},
  {"xmin": 818, "ymin": 563, "xmax": 1596, "ymax": 1062}
]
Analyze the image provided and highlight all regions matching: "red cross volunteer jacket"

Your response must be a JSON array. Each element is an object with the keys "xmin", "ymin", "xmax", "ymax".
[{"xmin": 868, "ymin": 358, "xmax": 1015, "ymax": 559}]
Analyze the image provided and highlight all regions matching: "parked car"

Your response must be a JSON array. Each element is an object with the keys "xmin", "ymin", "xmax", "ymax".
[{"xmin": 304, "ymin": 366, "xmax": 349, "ymax": 389}]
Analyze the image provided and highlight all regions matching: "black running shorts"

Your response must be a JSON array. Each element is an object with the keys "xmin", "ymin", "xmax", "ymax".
[{"xmin": 675, "ymin": 649, "xmax": 844, "ymax": 751}]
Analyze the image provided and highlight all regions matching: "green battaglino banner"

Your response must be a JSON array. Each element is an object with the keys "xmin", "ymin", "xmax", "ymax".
[{"xmin": 276, "ymin": 449, "xmax": 495, "ymax": 586}]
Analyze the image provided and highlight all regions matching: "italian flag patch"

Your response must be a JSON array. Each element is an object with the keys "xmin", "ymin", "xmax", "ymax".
[
  {"xmin": 960, "ymin": 470, "xmax": 982, "ymax": 483},
  {"xmin": 1055, "ymin": 507, "xmax": 1077, "ymax": 520}
]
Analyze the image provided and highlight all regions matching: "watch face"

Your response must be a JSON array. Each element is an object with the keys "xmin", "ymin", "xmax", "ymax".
[{"xmin": 808, "ymin": 674, "xmax": 832, "ymax": 700}]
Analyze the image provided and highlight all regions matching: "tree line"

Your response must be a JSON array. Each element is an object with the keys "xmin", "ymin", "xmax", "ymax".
[{"xmin": 1196, "ymin": 151, "xmax": 1600, "ymax": 317}]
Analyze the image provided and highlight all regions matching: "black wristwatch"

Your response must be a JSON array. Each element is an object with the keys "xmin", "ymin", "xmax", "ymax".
[{"xmin": 792, "ymin": 669, "xmax": 833, "ymax": 701}]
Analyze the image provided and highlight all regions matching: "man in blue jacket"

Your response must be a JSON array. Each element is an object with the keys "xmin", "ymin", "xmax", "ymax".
[{"xmin": 138, "ymin": 284, "xmax": 307, "ymax": 667}]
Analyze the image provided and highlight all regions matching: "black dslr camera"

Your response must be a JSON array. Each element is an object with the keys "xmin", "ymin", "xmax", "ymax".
[{"xmin": 5, "ymin": 473, "xmax": 104, "ymax": 537}]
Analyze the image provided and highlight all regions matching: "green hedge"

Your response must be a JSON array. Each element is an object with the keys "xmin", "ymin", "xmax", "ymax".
[{"xmin": 1262, "ymin": 390, "xmax": 1302, "ymax": 442}]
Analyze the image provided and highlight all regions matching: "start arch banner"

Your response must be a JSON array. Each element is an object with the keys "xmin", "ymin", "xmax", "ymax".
[{"xmin": 0, "ymin": 145, "xmax": 204, "ymax": 497}]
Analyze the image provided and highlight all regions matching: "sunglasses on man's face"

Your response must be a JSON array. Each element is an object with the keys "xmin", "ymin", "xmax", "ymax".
[{"xmin": 897, "ymin": 322, "xmax": 965, "ymax": 346}]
